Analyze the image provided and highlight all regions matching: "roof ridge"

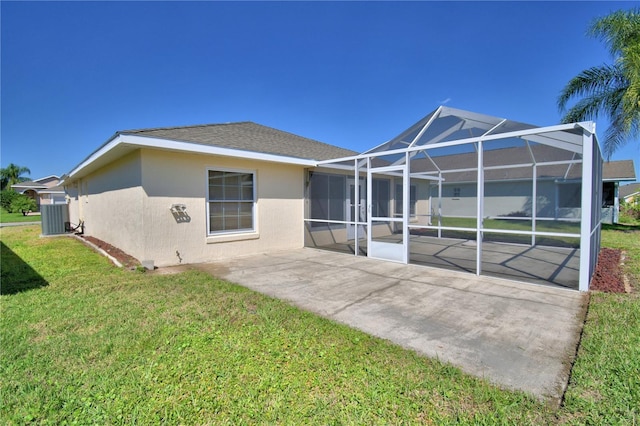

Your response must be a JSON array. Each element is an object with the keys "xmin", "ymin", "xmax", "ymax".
[
  {"xmin": 118, "ymin": 121, "xmax": 357, "ymax": 155},
  {"xmin": 119, "ymin": 121, "xmax": 254, "ymax": 134}
]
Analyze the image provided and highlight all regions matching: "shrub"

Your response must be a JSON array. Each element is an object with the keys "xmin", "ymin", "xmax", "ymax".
[
  {"xmin": 619, "ymin": 201, "xmax": 640, "ymax": 224},
  {"xmin": 0, "ymin": 189, "xmax": 19, "ymax": 211},
  {"xmin": 9, "ymin": 194, "xmax": 37, "ymax": 215}
]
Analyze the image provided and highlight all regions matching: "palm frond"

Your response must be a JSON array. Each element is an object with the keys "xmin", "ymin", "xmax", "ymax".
[
  {"xmin": 602, "ymin": 110, "xmax": 640, "ymax": 159},
  {"xmin": 560, "ymin": 85, "xmax": 625, "ymax": 124},
  {"xmin": 588, "ymin": 8, "xmax": 640, "ymax": 58},
  {"xmin": 557, "ymin": 63, "xmax": 626, "ymax": 112}
]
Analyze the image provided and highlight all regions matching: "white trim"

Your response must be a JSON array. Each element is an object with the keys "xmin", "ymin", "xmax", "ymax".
[
  {"xmin": 67, "ymin": 134, "xmax": 317, "ymax": 181},
  {"xmin": 476, "ymin": 140, "xmax": 484, "ymax": 276},
  {"xmin": 320, "ymin": 122, "xmax": 588, "ymax": 165},
  {"xmin": 34, "ymin": 175, "xmax": 60, "ymax": 182},
  {"xmin": 38, "ymin": 190, "xmax": 65, "ymax": 194},
  {"xmin": 67, "ymin": 135, "xmax": 121, "ymax": 179},
  {"xmin": 205, "ymin": 166, "xmax": 258, "ymax": 237},
  {"xmin": 407, "ymin": 106, "xmax": 443, "ymax": 148},
  {"xmin": 579, "ymin": 133, "xmax": 594, "ymax": 292}
]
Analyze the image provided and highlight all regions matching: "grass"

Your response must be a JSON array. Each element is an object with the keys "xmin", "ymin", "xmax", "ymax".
[
  {"xmin": 416, "ymin": 216, "xmax": 581, "ymax": 247},
  {"xmin": 436, "ymin": 216, "xmax": 581, "ymax": 235},
  {"xmin": 1, "ymin": 224, "xmax": 639, "ymax": 424},
  {"xmin": 560, "ymin": 223, "xmax": 640, "ymax": 424},
  {"xmin": 0, "ymin": 207, "xmax": 41, "ymax": 223}
]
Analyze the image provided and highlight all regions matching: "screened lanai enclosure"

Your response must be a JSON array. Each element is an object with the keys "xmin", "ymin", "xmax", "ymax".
[{"xmin": 304, "ymin": 107, "xmax": 603, "ymax": 291}]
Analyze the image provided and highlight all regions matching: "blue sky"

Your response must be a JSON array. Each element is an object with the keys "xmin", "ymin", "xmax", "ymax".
[{"xmin": 2, "ymin": 1, "xmax": 638, "ymax": 182}]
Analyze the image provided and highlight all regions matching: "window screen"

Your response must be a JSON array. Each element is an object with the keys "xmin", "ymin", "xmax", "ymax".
[{"xmin": 208, "ymin": 170, "xmax": 255, "ymax": 234}]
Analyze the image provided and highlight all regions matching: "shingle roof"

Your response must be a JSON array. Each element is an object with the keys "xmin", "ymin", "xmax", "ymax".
[
  {"xmin": 410, "ymin": 144, "xmax": 583, "ymax": 183},
  {"xmin": 118, "ymin": 122, "xmax": 357, "ymax": 161},
  {"xmin": 602, "ymin": 160, "xmax": 636, "ymax": 181},
  {"xmin": 40, "ymin": 185, "xmax": 65, "ymax": 192},
  {"xmin": 11, "ymin": 181, "xmax": 47, "ymax": 189},
  {"xmin": 620, "ymin": 182, "xmax": 640, "ymax": 198}
]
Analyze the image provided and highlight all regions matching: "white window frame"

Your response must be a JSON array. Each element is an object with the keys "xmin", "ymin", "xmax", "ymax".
[{"xmin": 206, "ymin": 167, "xmax": 257, "ymax": 236}]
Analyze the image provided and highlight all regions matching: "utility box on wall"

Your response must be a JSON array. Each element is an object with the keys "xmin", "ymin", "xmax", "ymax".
[{"xmin": 41, "ymin": 204, "xmax": 69, "ymax": 236}]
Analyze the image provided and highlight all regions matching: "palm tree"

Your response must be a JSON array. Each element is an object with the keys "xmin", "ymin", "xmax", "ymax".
[
  {"xmin": 558, "ymin": 8, "xmax": 640, "ymax": 159},
  {"xmin": 0, "ymin": 163, "xmax": 31, "ymax": 190}
]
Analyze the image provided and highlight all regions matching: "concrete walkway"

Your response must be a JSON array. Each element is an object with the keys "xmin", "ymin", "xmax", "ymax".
[
  {"xmin": 192, "ymin": 248, "xmax": 588, "ymax": 403},
  {"xmin": 0, "ymin": 221, "xmax": 41, "ymax": 228}
]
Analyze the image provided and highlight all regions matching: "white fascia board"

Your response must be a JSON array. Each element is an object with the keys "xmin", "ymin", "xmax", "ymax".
[
  {"xmin": 120, "ymin": 135, "xmax": 318, "ymax": 166},
  {"xmin": 11, "ymin": 184, "xmax": 47, "ymax": 190},
  {"xmin": 603, "ymin": 177, "xmax": 637, "ymax": 182},
  {"xmin": 67, "ymin": 134, "xmax": 317, "ymax": 180},
  {"xmin": 66, "ymin": 134, "xmax": 121, "ymax": 179},
  {"xmin": 39, "ymin": 189, "xmax": 66, "ymax": 194},
  {"xmin": 317, "ymin": 154, "xmax": 363, "ymax": 165},
  {"xmin": 34, "ymin": 175, "xmax": 61, "ymax": 182}
]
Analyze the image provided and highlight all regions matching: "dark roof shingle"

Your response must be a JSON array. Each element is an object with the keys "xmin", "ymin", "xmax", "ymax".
[
  {"xmin": 602, "ymin": 160, "xmax": 636, "ymax": 181},
  {"xmin": 119, "ymin": 122, "xmax": 356, "ymax": 161},
  {"xmin": 620, "ymin": 182, "xmax": 640, "ymax": 198}
]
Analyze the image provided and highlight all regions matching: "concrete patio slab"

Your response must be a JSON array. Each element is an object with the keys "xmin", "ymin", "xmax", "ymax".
[{"xmin": 192, "ymin": 248, "xmax": 588, "ymax": 403}]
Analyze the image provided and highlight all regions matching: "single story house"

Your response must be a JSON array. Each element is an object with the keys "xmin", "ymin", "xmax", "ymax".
[
  {"xmin": 427, "ymin": 156, "xmax": 634, "ymax": 224},
  {"xmin": 62, "ymin": 122, "xmax": 355, "ymax": 268},
  {"xmin": 62, "ymin": 107, "xmax": 603, "ymax": 291},
  {"xmin": 620, "ymin": 182, "xmax": 640, "ymax": 206},
  {"xmin": 12, "ymin": 175, "xmax": 66, "ymax": 210},
  {"xmin": 601, "ymin": 160, "xmax": 636, "ymax": 223}
]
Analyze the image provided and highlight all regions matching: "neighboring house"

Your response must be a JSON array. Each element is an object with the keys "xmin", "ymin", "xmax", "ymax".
[
  {"xmin": 11, "ymin": 175, "xmax": 66, "ymax": 210},
  {"xmin": 62, "ymin": 122, "xmax": 355, "ymax": 268},
  {"xmin": 422, "ymin": 153, "xmax": 634, "ymax": 224},
  {"xmin": 423, "ymin": 144, "xmax": 586, "ymax": 221},
  {"xmin": 601, "ymin": 160, "xmax": 636, "ymax": 223},
  {"xmin": 620, "ymin": 182, "xmax": 640, "ymax": 206}
]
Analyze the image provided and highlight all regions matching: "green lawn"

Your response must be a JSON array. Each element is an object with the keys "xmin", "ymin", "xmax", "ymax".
[
  {"xmin": 560, "ymin": 223, "xmax": 640, "ymax": 424},
  {"xmin": 0, "ymin": 207, "xmax": 41, "ymax": 223},
  {"xmin": 416, "ymin": 217, "xmax": 581, "ymax": 247},
  {"xmin": 1, "ymin": 225, "xmax": 639, "ymax": 424},
  {"xmin": 434, "ymin": 216, "xmax": 581, "ymax": 234}
]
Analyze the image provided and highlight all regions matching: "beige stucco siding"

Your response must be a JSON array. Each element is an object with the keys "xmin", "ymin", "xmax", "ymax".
[
  {"xmin": 68, "ymin": 151, "xmax": 145, "ymax": 258},
  {"xmin": 434, "ymin": 180, "xmax": 578, "ymax": 219},
  {"xmin": 139, "ymin": 149, "xmax": 305, "ymax": 266}
]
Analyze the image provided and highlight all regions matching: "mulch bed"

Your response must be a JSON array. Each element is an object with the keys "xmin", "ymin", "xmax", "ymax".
[
  {"xmin": 590, "ymin": 248, "xmax": 628, "ymax": 293},
  {"xmin": 80, "ymin": 235, "xmax": 141, "ymax": 269}
]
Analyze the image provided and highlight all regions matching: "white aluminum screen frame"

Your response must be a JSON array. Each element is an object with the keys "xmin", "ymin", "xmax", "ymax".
[{"xmin": 310, "ymin": 107, "xmax": 602, "ymax": 291}]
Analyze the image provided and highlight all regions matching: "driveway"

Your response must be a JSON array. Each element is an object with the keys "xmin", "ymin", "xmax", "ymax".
[{"xmin": 191, "ymin": 248, "xmax": 588, "ymax": 403}]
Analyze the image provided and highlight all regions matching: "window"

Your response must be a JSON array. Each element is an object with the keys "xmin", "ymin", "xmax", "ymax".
[
  {"xmin": 207, "ymin": 169, "xmax": 255, "ymax": 234},
  {"xmin": 395, "ymin": 183, "xmax": 417, "ymax": 216},
  {"xmin": 453, "ymin": 187, "xmax": 461, "ymax": 198},
  {"xmin": 372, "ymin": 179, "xmax": 390, "ymax": 217},
  {"xmin": 309, "ymin": 172, "xmax": 346, "ymax": 227}
]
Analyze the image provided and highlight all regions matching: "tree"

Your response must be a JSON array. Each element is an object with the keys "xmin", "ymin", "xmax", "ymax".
[
  {"xmin": 0, "ymin": 163, "xmax": 31, "ymax": 190},
  {"xmin": 557, "ymin": 8, "xmax": 640, "ymax": 159},
  {"xmin": 0, "ymin": 189, "xmax": 19, "ymax": 211},
  {"xmin": 9, "ymin": 194, "xmax": 37, "ymax": 216}
]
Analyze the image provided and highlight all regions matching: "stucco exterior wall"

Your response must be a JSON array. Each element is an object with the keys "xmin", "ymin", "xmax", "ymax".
[
  {"xmin": 66, "ymin": 185, "xmax": 80, "ymax": 228},
  {"xmin": 69, "ymin": 151, "xmax": 145, "ymax": 259},
  {"xmin": 436, "ymin": 183, "xmax": 478, "ymax": 217},
  {"xmin": 65, "ymin": 148, "xmax": 305, "ymax": 267},
  {"xmin": 433, "ymin": 180, "xmax": 574, "ymax": 219},
  {"xmin": 139, "ymin": 149, "xmax": 305, "ymax": 266},
  {"xmin": 413, "ymin": 180, "xmax": 431, "ymax": 225}
]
